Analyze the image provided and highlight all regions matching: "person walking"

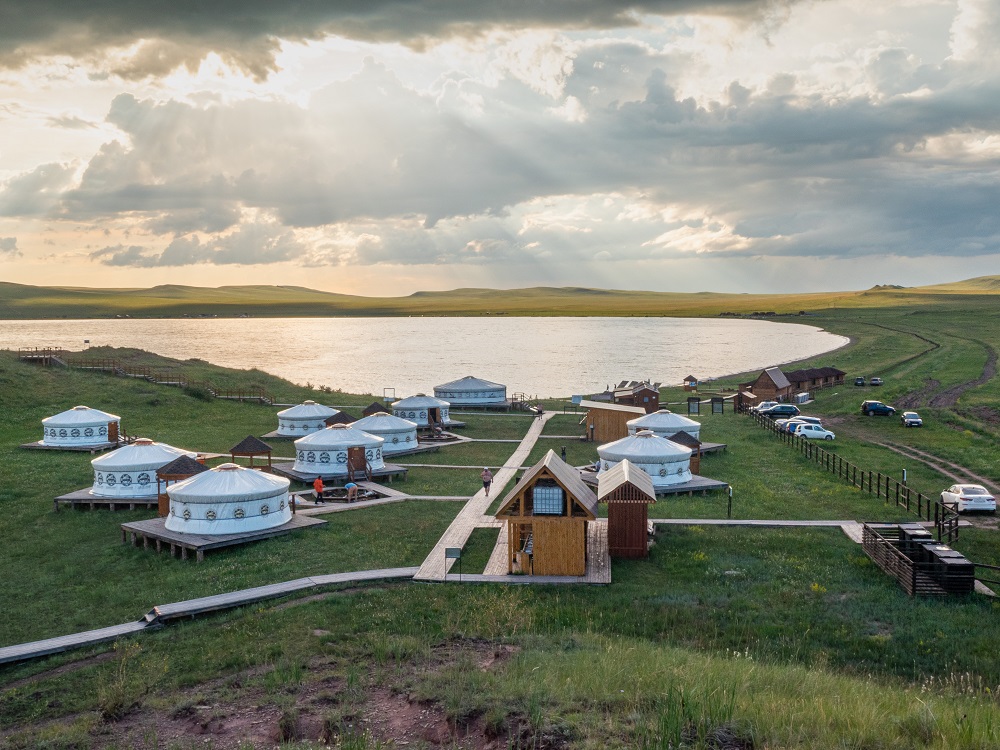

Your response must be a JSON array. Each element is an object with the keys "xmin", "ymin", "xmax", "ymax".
[{"xmin": 481, "ymin": 467, "xmax": 493, "ymax": 496}]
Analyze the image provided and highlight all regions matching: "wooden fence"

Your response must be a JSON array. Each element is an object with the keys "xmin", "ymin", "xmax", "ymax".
[
  {"xmin": 741, "ymin": 406, "xmax": 960, "ymax": 543},
  {"xmin": 17, "ymin": 350, "xmax": 274, "ymax": 405},
  {"xmin": 861, "ymin": 524, "xmax": 975, "ymax": 596}
]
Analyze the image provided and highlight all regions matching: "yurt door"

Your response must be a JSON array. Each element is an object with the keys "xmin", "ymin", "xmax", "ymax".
[
  {"xmin": 347, "ymin": 446, "xmax": 366, "ymax": 473},
  {"xmin": 428, "ymin": 407, "xmax": 439, "ymax": 425},
  {"xmin": 107, "ymin": 421, "xmax": 118, "ymax": 443}
]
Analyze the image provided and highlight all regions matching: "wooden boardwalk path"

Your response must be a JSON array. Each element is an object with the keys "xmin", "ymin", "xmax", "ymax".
[
  {"xmin": 0, "ymin": 568, "xmax": 419, "ymax": 666},
  {"xmin": 414, "ymin": 413, "xmax": 554, "ymax": 581}
]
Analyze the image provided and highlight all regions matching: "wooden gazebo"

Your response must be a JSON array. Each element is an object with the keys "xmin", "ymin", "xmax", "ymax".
[
  {"xmin": 156, "ymin": 455, "xmax": 209, "ymax": 518},
  {"xmin": 362, "ymin": 402, "xmax": 390, "ymax": 417},
  {"xmin": 229, "ymin": 435, "xmax": 273, "ymax": 471},
  {"xmin": 325, "ymin": 410, "xmax": 356, "ymax": 426},
  {"xmin": 495, "ymin": 450, "xmax": 597, "ymax": 576},
  {"xmin": 597, "ymin": 459, "xmax": 656, "ymax": 559},
  {"xmin": 666, "ymin": 430, "xmax": 702, "ymax": 474}
]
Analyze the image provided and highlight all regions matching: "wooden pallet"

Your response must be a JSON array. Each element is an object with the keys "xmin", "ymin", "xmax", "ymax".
[{"xmin": 55, "ymin": 488, "xmax": 159, "ymax": 512}]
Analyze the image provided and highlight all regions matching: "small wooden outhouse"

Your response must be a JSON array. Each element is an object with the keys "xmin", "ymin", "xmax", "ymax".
[
  {"xmin": 495, "ymin": 450, "xmax": 597, "ymax": 576},
  {"xmin": 579, "ymin": 400, "xmax": 645, "ymax": 443},
  {"xmin": 598, "ymin": 459, "xmax": 656, "ymax": 559}
]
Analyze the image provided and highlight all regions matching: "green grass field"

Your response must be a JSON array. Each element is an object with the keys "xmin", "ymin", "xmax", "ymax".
[{"xmin": 4, "ymin": 289, "xmax": 1000, "ymax": 748}]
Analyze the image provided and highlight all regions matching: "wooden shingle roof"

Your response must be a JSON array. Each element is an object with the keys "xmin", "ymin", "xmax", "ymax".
[
  {"xmin": 156, "ymin": 455, "xmax": 210, "ymax": 479},
  {"xmin": 496, "ymin": 449, "xmax": 598, "ymax": 519},
  {"xmin": 326, "ymin": 410, "xmax": 356, "ymax": 425},
  {"xmin": 597, "ymin": 459, "xmax": 656, "ymax": 503},
  {"xmin": 229, "ymin": 435, "xmax": 273, "ymax": 455}
]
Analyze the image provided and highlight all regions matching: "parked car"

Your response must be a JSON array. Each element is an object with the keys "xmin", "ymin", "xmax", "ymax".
[
  {"xmin": 900, "ymin": 411, "xmax": 923, "ymax": 427},
  {"xmin": 778, "ymin": 416, "xmax": 822, "ymax": 433},
  {"xmin": 752, "ymin": 401, "xmax": 779, "ymax": 413},
  {"xmin": 870, "ymin": 377, "xmax": 884, "ymax": 386},
  {"xmin": 794, "ymin": 423, "xmax": 835, "ymax": 440},
  {"xmin": 860, "ymin": 400, "xmax": 896, "ymax": 417},
  {"xmin": 759, "ymin": 404, "xmax": 800, "ymax": 419},
  {"xmin": 854, "ymin": 377, "xmax": 866, "ymax": 386},
  {"xmin": 941, "ymin": 484, "xmax": 996, "ymax": 513}
]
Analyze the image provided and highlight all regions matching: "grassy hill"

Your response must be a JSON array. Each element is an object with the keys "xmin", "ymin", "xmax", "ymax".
[{"xmin": 4, "ymin": 277, "xmax": 1000, "ymax": 319}]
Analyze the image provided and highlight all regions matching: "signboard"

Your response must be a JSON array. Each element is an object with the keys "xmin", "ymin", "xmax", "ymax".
[{"xmin": 445, "ymin": 547, "xmax": 462, "ymax": 560}]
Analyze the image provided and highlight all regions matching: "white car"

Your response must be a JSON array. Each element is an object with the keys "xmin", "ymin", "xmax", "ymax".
[
  {"xmin": 941, "ymin": 484, "xmax": 996, "ymax": 513},
  {"xmin": 753, "ymin": 401, "xmax": 779, "ymax": 413},
  {"xmin": 794, "ymin": 423, "xmax": 835, "ymax": 440}
]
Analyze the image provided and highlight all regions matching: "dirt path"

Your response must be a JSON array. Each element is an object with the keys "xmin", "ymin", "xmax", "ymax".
[
  {"xmin": 874, "ymin": 442, "xmax": 998, "ymax": 529},
  {"xmin": 928, "ymin": 341, "xmax": 997, "ymax": 408}
]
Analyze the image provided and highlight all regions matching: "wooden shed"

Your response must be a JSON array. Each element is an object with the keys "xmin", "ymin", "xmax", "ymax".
[
  {"xmin": 683, "ymin": 375, "xmax": 698, "ymax": 392},
  {"xmin": 156, "ymin": 455, "xmax": 209, "ymax": 518},
  {"xmin": 579, "ymin": 400, "xmax": 646, "ymax": 443},
  {"xmin": 744, "ymin": 367, "xmax": 793, "ymax": 402},
  {"xmin": 598, "ymin": 459, "xmax": 656, "ymax": 559},
  {"xmin": 229, "ymin": 435, "xmax": 273, "ymax": 471},
  {"xmin": 495, "ymin": 450, "xmax": 597, "ymax": 576},
  {"xmin": 613, "ymin": 381, "xmax": 661, "ymax": 413}
]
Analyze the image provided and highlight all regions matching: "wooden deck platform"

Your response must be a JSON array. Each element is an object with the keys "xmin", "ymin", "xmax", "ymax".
[
  {"xmin": 55, "ymin": 488, "xmax": 159, "ymax": 512},
  {"xmin": 20, "ymin": 440, "xmax": 118, "ymax": 453},
  {"xmin": 120, "ymin": 514, "xmax": 326, "ymax": 562},
  {"xmin": 581, "ymin": 472, "xmax": 729, "ymax": 496},
  {"xmin": 271, "ymin": 462, "xmax": 408, "ymax": 484},
  {"xmin": 482, "ymin": 519, "xmax": 610, "ymax": 584}
]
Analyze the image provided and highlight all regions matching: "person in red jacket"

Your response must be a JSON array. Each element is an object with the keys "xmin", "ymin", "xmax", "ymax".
[{"xmin": 313, "ymin": 476, "xmax": 325, "ymax": 503}]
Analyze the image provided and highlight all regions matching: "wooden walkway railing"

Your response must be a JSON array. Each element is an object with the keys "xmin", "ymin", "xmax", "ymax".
[
  {"xmin": 17, "ymin": 349, "xmax": 274, "ymax": 405},
  {"xmin": 740, "ymin": 405, "xmax": 960, "ymax": 543},
  {"xmin": 862, "ymin": 524, "xmax": 975, "ymax": 596}
]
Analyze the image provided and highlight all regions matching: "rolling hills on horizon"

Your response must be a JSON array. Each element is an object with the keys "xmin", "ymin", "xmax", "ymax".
[{"xmin": 1, "ymin": 276, "xmax": 999, "ymax": 319}]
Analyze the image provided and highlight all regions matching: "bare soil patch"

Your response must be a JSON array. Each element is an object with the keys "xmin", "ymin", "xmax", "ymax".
[{"xmin": 928, "ymin": 343, "xmax": 997, "ymax": 408}]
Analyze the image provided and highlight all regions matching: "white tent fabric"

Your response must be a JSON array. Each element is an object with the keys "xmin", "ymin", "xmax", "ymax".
[
  {"xmin": 90, "ymin": 438, "xmax": 196, "ymax": 498},
  {"xmin": 433, "ymin": 375, "xmax": 507, "ymax": 405},
  {"xmin": 165, "ymin": 463, "xmax": 291, "ymax": 534},
  {"xmin": 275, "ymin": 400, "xmax": 337, "ymax": 437},
  {"xmin": 293, "ymin": 424, "xmax": 386, "ymax": 475},
  {"xmin": 391, "ymin": 394, "xmax": 451, "ymax": 427},
  {"xmin": 626, "ymin": 409, "xmax": 701, "ymax": 440},
  {"xmin": 349, "ymin": 412, "xmax": 418, "ymax": 455},
  {"xmin": 597, "ymin": 430, "xmax": 693, "ymax": 488},
  {"xmin": 41, "ymin": 405, "xmax": 120, "ymax": 447}
]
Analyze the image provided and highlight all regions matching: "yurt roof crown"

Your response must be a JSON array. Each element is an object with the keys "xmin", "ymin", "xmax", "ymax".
[
  {"xmin": 600, "ymin": 430, "xmax": 692, "ymax": 459},
  {"xmin": 43, "ymin": 405, "xmax": 120, "ymax": 424},
  {"xmin": 167, "ymin": 462, "xmax": 289, "ymax": 503},
  {"xmin": 436, "ymin": 375, "xmax": 504, "ymax": 391}
]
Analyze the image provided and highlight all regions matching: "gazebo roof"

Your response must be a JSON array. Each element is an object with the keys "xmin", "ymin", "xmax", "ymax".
[
  {"xmin": 229, "ymin": 435, "xmax": 273, "ymax": 455},
  {"xmin": 325, "ymin": 410, "xmax": 356, "ymax": 425},
  {"xmin": 597, "ymin": 459, "xmax": 657, "ymax": 503},
  {"xmin": 157, "ymin": 455, "xmax": 210, "ymax": 478},
  {"xmin": 362, "ymin": 401, "xmax": 390, "ymax": 416}
]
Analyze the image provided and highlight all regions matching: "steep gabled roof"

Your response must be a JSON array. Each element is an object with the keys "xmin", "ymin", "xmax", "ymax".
[
  {"xmin": 597, "ymin": 459, "xmax": 656, "ymax": 504},
  {"xmin": 762, "ymin": 367, "xmax": 791, "ymax": 390},
  {"xmin": 326, "ymin": 410, "xmax": 357, "ymax": 425},
  {"xmin": 229, "ymin": 435, "xmax": 273, "ymax": 455},
  {"xmin": 361, "ymin": 402, "xmax": 388, "ymax": 417},
  {"xmin": 666, "ymin": 430, "xmax": 702, "ymax": 450},
  {"xmin": 496, "ymin": 449, "xmax": 597, "ymax": 519}
]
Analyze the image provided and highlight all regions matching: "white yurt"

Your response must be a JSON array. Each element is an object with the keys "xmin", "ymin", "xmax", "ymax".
[
  {"xmin": 41, "ymin": 405, "xmax": 121, "ymax": 447},
  {"xmin": 165, "ymin": 463, "xmax": 291, "ymax": 534},
  {"xmin": 90, "ymin": 438, "xmax": 196, "ymax": 498},
  {"xmin": 349, "ymin": 412, "xmax": 418, "ymax": 455},
  {"xmin": 275, "ymin": 400, "xmax": 338, "ymax": 437},
  {"xmin": 626, "ymin": 409, "xmax": 701, "ymax": 441},
  {"xmin": 293, "ymin": 424, "xmax": 385, "ymax": 476},
  {"xmin": 597, "ymin": 430, "xmax": 693, "ymax": 489},
  {"xmin": 433, "ymin": 376, "xmax": 507, "ymax": 407},
  {"xmin": 391, "ymin": 394, "xmax": 451, "ymax": 428}
]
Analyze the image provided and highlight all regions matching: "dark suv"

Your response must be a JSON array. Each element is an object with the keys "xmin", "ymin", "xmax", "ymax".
[
  {"xmin": 861, "ymin": 400, "xmax": 895, "ymax": 417},
  {"xmin": 854, "ymin": 377, "xmax": 866, "ymax": 386},
  {"xmin": 759, "ymin": 404, "xmax": 801, "ymax": 419}
]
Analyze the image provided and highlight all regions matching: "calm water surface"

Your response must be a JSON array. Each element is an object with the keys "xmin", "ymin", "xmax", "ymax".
[{"xmin": 0, "ymin": 317, "xmax": 847, "ymax": 398}]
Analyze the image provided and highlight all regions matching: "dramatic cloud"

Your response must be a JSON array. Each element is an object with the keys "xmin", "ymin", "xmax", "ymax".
[
  {"xmin": 0, "ymin": 1, "xmax": 790, "ymax": 77},
  {"xmin": 0, "ymin": 237, "xmax": 19, "ymax": 257},
  {"xmin": 1, "ymin": 0, "xmax": 998, "ymax": 290}
]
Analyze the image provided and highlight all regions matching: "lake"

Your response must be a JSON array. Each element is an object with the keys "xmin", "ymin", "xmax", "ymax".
[{"xmin": 0, "ymin": 317, "xmax": 848, "ymax": 398}]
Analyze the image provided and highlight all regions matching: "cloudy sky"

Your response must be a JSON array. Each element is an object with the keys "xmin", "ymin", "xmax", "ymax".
[{"xmin": 1, "ymin": 0, "xmax": 998, "ymax": 295}]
